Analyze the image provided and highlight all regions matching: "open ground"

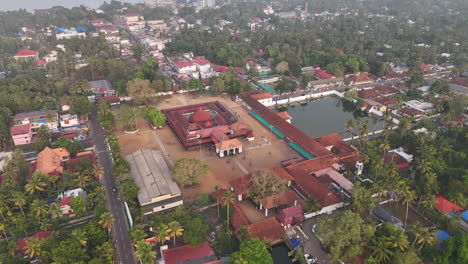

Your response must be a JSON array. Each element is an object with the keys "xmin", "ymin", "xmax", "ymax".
[{"xmin": 114, "ymin": 92, "xmax": 299, "ymax": 205}]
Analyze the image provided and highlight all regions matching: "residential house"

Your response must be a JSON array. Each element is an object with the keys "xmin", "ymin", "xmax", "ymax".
[
  {"xmin": 10, "ymin": 124, "xmax": 32, "ymax": 146},
  {"xmin": 55, "ymin": 27, "xmax": 86, "ymax": 40},
  {"xmin": 17, "ymin": 231, "xmax": 52, "ymax": 255},
  {"xmin": 88, "ymin": 80, "xmax": 116, "ymax": 97},
  {"xmin": 13, "ymin": 110, "xmax": 59, "ymax": 133},
  {"xmin": 246, "ymin": 217, "xmax": 285, "ymax": 244},
  {"xmin": 277, "ymin": 112, "xmax": 292, "ymax": 124},
  {"xmin": 160, "ymin": 241, "xmax": 219, "ymax": 264},
  {"xmin": 36, "ymin": 147, "xmax": 70, "ymax": 175},
  {"xmin": 348, "ymin": 72, "xmax": 374, "ymax": 86},
  {"xmin": 403, "ymin": 100, "xmax": 434, "ymax": 114},
  {"xmin": 13, "ymin": 49, "xmax": 39, "ymax": 61},
  {"xmin": 124, "ymin": 13, "xmax": 143, "ymax": 24},
  {"xmin": 276, "ymin": 204, "xmax": 305, "ymax": 227},
  {"xmin": 57, "ymin": 188, "xmax": 87, "ymax": 216},
  {"xmin": 59, "ymin": 114, "xmax": 79, "ymax": 128},
  {"xmin": 314, "ymin": 69, "xmax": 335, "ymax": 80},
  {"xmin": 307, "ymin": 77, "xmax": 344, "ymax": 91},
  {"xmin": 173, "ymin": 59, "xmax": 196, "ymax": 74}
]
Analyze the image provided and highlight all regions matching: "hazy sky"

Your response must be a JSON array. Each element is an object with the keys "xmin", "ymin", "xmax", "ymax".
[{"xmin": 1, "ymin": 0, "xmax": 139, "ymax": 11}]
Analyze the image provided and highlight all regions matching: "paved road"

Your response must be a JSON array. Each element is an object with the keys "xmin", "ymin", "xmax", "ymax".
[
  {"xmin": 89, "ymin": 110, "xmax": 136, "ymax": 264},
  {"xmin": 295, "ymin": 218, "xmax": 330, "ymax": 264}
]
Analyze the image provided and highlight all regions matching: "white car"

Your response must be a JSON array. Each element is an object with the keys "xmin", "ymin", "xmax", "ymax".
[{"xmin": 304, "ymin": 254, "xmax": 317, "ymax": 264}]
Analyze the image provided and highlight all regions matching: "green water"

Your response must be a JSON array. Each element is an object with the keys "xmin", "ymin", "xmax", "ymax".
[
  {"xmin": 276, "ymin": 97, "xmax": 384, "ymax": 138},
  {"xmin": 271, "ymin": 244, "xmax": 296, "ymax": 264}
]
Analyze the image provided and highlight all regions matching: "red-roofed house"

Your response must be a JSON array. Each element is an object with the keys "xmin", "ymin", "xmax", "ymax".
[
  {"xmin": 434, "ymin": 194, "xmax": 463, "ymax": 214},
  {"xmin": 17, "ymin": 231, "xmax": 52, "ymax": 255},
  {"xmin": 36, "ymin": 147, "xmax": 70, "ymax": 175},
  {"xmin": 314, "ymin": 69, "xmax": 335, "ymax": 80},
  {"xmin": 213, "ymin": 65, "xmax": 229, "ymax": 73},
  {"xmin": 277, "ymin": 112, "xmax": 292, "ymax": 123},
  {"xmin": 59, "ymin": 196, "xmax": 74, "ymax": 216},
  {"xmin": 10, "ymin": 124, "xmax": 32, "ymax": 146},
  {"xmin": 36, "ymin": 59, "xmax": 47, "ymax": 67},
  {"xmin": 358, "ymin": 89, "xmax": 380, "ymax": 99},
  {"xmin": 246, "ymin": 217, "xmax": 285, "ymax": 244},
  {"xmin": 250, "ymin": 92, "xmax": 273, "ymax": 105},
  {"xmin": 173, "ymin": 59, "xmax": 196, "ymax": 74},
  {"xmin": 276, "ymin": 204, "xmax": 305, "ymax": 226},
  {"xmin": 161, "ymin": 241, "xmax": 219, "ymax": 264},
  {"xmin": 258, "ymin": 190, "xmax": 299, "ymax": 216},
  {"xmin": 420, "ymin": 63, "xmax": 431, "ymax": 72},
  {"xmin": 14, "ymin": 49, "xmax": 39, "ymax": 61},
  {"xmin": 192, "ymin": 57, "xmax": 213, "ymax": 78},
  {"xmin": 348, "ymin": 72, "xmax": 374, "ymax": 86}
]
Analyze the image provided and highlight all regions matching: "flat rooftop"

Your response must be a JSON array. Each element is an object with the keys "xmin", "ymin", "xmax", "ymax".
[{"xmin": 125, "ymin": 149, "xmax": 181, "ymax": 204}]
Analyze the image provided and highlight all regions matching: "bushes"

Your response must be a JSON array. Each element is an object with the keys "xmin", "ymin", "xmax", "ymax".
[{"xmin": 171, "ymin": 158, "xmax": 208, "ymax": 187}]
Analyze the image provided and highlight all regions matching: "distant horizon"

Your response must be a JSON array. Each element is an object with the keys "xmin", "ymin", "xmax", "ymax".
[{"xmin": 1, "ymin": 0, "xmax": 140, "ymax": 11}]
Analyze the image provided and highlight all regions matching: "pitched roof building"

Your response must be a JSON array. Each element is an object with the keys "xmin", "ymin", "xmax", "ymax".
[
  {"xmin": 246, "ymin": 217, "xmax": 285, "ymax": 244},
  {"xmin": 161, "ymin": 241, "xmax": 219, "ymax": 264},
  {"xmin": 125, "ymin": 149, "xmax": 183, "ymax": 215},
  {"xmin": 434, "ymin": 194, "xmax": 463, "ymax": 214},
  {"xmin": 36, "ymin": 147, "xmax": 70, "ymax": 175}
]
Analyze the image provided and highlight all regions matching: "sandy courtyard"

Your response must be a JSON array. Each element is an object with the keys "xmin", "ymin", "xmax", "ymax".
[{"xmin": 114, "ymin": 93, "xmax": 303, "ymax": 203}]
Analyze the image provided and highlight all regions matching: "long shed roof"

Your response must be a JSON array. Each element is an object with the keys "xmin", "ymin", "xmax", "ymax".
[{"xmin": 125, "ymin": 149, "xmax": 181, "ymax": 204}]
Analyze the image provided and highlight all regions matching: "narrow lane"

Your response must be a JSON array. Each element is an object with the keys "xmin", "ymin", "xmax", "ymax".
[{"xmin": 89, "ymin": 110, "xmax": 136, "ymax": 264}]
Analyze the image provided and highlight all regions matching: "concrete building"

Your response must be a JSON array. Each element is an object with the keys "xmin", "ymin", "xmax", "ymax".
[
  {"xmin": 144, "ymin": 0, "xmax": 176, "ymax": 8},
  {"xmin": 13, "ymin": 110, "xmax": 59, "ymax": 133},
  {"xmin": 10, "ymin": 124, "xmax": 32, "ymax": 146},
  {"xmin": 125, "ymin": 149, "xmax": 183, "ymax": 215},
  {"xmin": 55, "ymin": 28, "xmax": 86, "ymax": 40}
]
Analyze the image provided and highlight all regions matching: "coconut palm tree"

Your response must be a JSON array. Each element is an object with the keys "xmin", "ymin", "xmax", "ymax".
[
  {"xmin": 71, "ymin": 229, "xmax": 88, "ymax": 247},
  {"xmin": 25, "ymin": 173, "xmax": 47, "ymax": 198},
  {"xmin": 223, "ymin": 191, "xmax": 235, "ymax": 247},
  {"xmin": 358, "ymin": 120, "xmax": 369, "ymax": 150},
  {"xmin": 415, "ymin": 226, "xmax": 435, "ymax": 251},
  {"xmin": 167, "ymin": 221, "xmax": 184, "ymax": 246},
  {"xmin": 10, "ymin": 191, "xmax": 27, "ymax": 217},
  {"xmin": 49, "ymin": 202, "xmax": 62, "ymax": 219},
  {"xmin": 99, "ymin": 212, "xmax": 115, "ymax": 233},
  {"xmin": 76, "ymin": 173, "xmax": 92, "ymax": 187},
  {"xmin": 386, "ymin": 231, "xmax": 409, "ymax": 251},
  {"xmin": 0, "ymin": 222, "xmax": 8, "ymax": 241},
  {"xmin": 134, "ymin": 240, "xmax": 156, "ymax": 264},
  {"xmin": 345, "ymin": 119, "xmax": 354, "ymax": 139},
  {"xmin": 30, "ymin": 200, "xmax": 49, "ymax": 219},
  {"xmin": 379, "ymin": 140, "xmax": 390, "ymax": 156},
  {"xmin": 130, "ymin": 225, "xmax": 146, "ymax": 244},
  {"xmin": 153, "ymin": 223, "xmax": 169, "ymax": 245},
  {"xmin": 401, "ymin": 187, "xmax": 416, "ymax": 230},
  {"xmin": 24, "ymin": 237, "xmax": 43, "ymax": 259},
  {"xmin": 369, "ymin": 238, "xmax": 392, "ymax": 263},
  {"xmin": 214, "ymin": 185, "xmax": 220, "ymax": 218},
  {"xmin": 93, "ymin": 164, "xmax": 104, "ymax": 178}
]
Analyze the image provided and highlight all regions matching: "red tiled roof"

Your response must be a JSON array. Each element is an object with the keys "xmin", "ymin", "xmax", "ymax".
[
  {"xmin": 259, "ymin": 190, "xmax": 298, "ymax": 210},
  {"xmin": 190, "ymin": 108, "xmax": 212, "ymax": 123},
  {"xmin": 382, "ymin": 152, "xmax": 409, "ymax": 169},
  {"xmin": 215, "ymin": 138, "xmax": 243, "ymax": 151},
  {"xmin": 434, "ymin": 194, "xmax": 462, "ymax": 214},
  {"xmin": 374, "ymin": 96, "xmax": 396, "ymax": 106},
  {"xmin": 246, "ymin": 217, "xmax": 285, "ymax": 243},
  {"xmin": 276, "ymin": 204, "xmax": 305, "ymax": 225},
  {"xmin": 452, "ymin": 77, "xmax": 468, "ymax": 88},
  {"xmin": 358, "ymin": 89, "xmax": 380, "ymax": 99},
  {"xmin": 10, "ymin": 124, "xmax": 31, "ymax": 136},
  {"xmin": 36, "ymin": 147, "xmax": 69, "ymax": 175},
  {"xmin": 420, "ymin": 63, "xmax": 431, "ymax": 72},
  {"xmin": 173, "ymin": 59, "xmax": 193, "ymax": 69},
  {"xmin": 374, "ymin": 84, "xmax": 399, "ymax": 96},
  {"xmin": 251, "ymin": 92, "xmax": 272, "ymax": 100},
  {"xmin": 277, "ymin": 112, "xmax": 292, "ymax": 120},
  {"xmin": 99, "ymin": 96, "xmax": 120, "ymax": 104},
  {"xmin": 401, "ymin": 107, "xmax": 423, "ymax": 117},
  {"xmin": 240, "ymin": 91, "xmax": 331, "ymax": 158},
  {"xmin": 192, "ymin": 58, "xmax": 210, "ymax": 65},
  {"xmin": 59, "ymin": 196, "xmax": 73, "ymax": 207},
  {"xmin": 314, "ymin": 69, "xmax": 335, "ymax": 79},
  {"xmin": 234, "ymin": 67, "xmax": 246, "ymax": 74},
  {"xmin": 36, "ymin": 59, "xmax": 47, "ymax": 67},
  {"xmin": 15, "ymin": 49, "xmax": 38, "ymax": 57},
  {"xmin": 230, "ymin": 173, "xmax": 252, "ymax": 196},
  {"xmin": 231, "ymin": 200, "xmax": 250, "ymax": 229},
  {"xmin": 162, "ymin": 241, "xmax": 218, "ymax": 264},
  {"xmin": 17, "ymin": 231, "xmax": 52, "ymax": 253},
  {"xmin": 384, "ymin": 71, "xmax": 405, "ymax": 80},
  {"xmin": 213, "ymin": 65, "xmax": 229, "ymax": 72},
  {"xmin": 349, "ymin": 73, "xmax": 373, "ymax": 84}
]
